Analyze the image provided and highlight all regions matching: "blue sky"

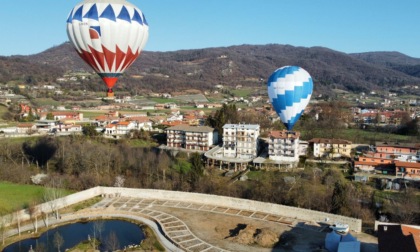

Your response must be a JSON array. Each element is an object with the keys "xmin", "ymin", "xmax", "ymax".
[{"xmin": 1, "ymin": 0, "xmax": 420, "ymax": 57}]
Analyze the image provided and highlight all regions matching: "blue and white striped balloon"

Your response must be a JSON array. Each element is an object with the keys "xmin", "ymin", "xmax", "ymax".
[{"xmin": 267, "ymin": 66, "xmax": 313, "ymax": 131}]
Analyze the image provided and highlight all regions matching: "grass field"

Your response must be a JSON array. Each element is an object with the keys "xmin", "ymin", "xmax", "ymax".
[
  {"xmin": 33, "ymin": 98, "xmax": 62, "ymax": 107},
  {"xmin": 338, "ymin": 128, "xmax": 414, "ymax": 143},
  {"xmin": 0, "ymin": 182, "xmax": 72, "ymax": 213},
  {"xmin": 231, "ymin": 88, "xmax": 253, "ymax": 98},
  {"xmin": 299, "ymin": 128, "xmax": 414, "ymax": 144}
]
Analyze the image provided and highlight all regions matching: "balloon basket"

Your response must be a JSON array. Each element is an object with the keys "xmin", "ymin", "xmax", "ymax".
[{"xmin": 106, "ymin": 92, "xmax": 115, "ymax": 98}]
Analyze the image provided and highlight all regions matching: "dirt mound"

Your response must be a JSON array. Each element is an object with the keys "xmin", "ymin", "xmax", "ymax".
[
  {"xmin": 225, "ymin": 224, "xmax": 279, "ymax": 247},
  {"xmin": 254, "ymin": 228, "xmax": 279, "ymax": 247}
]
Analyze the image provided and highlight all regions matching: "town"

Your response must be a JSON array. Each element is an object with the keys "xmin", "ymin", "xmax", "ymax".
[{"xmin": 1, "ymin": 78, "xmax": 418, "ymax": 184}]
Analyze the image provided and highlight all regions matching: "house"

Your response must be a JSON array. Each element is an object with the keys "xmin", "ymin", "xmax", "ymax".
[
  {"xmin": 166, "ymin": 125, "xmax": 218, "ymax": 151},
  {"xmin": 115, "ymin": 121, "xmax": 136, "ymax": 135},
  {"xmin": 375, "ymin": 142, "xmax": 420, "ymax": 162},
  {"xmin": 16, "ymin": 123, "xmax": 37, "ymax": 134},
  {"xmin": 94, "ymin": 115, "xmax": 119, "ymax": 127},
  {"xmin": 128, "ymin": 117, "xmax": 153, "ymax": 131},
  {"xmin": 154, "ymin": 104, "xmax": 165, "ymax": 110},
  {"xmin": 268, "ymin": 130, "xmax": 300, "ymax": 165},
  {"xmin": 167, "ymin": 113, "xmax": 183, "ymax": 122},
  {"xmin": 56, "ymin": 123, "xmax": 82, "ymax": 133},
  {"xmin": 377, "ymin": 224, "xmax": 420, "ymax": 252},
  {"xmin": 309, "ymin": 138, "xmax": 352, "ymax": 158},
  {"xmin": 164, "ymin": 103, "xmax": 177, "ymax": 109},
  {"xmin": 105, "ymin": 124, "xmax": 117, "ymax": 135},
  {"xmin": 354, "ymin": 158, "xmax": 394, "ymax": 174},
  {"xmin": 223, "ymin": 124, "xmax": 260, "ymax": 159},
  {"xmin": 395, "ymin": 161, "xmax": 420, "ymax": 179},
  {"xmin": 52, "ymin": 112, "xmax": 83, "ymax": 121}
]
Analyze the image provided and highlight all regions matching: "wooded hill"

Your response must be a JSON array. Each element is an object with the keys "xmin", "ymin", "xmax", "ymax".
[{"xmin": 2, "ymin": 43, "xmax": 420, "ymax": 95}]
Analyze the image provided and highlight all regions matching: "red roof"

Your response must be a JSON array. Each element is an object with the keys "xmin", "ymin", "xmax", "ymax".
[
  {"xmin": 309, "ymin": 138, "xmax": 352, "ymax": 144},
  {"xmin": 270, "ymin": 130, "xmax": 300, "ymax": 139},
  {"xmin": 401, "ymin": 225, "xmax": 420, "ymax": 252},
  {"xmin": 117, "ymin": 121, "xmax": 130, "ymax": 126},
  {"xmin": 17, "ymin": 123, "xmax": 34, "ymax": 128},
  {"xmin": 394, "ymin": 161, "xmax": 420, "ymax": 168}
]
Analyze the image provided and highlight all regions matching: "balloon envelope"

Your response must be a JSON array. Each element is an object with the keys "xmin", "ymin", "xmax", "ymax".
[
  {"xmin": 66, "ymin": 0, "xmax": 149, "ymax": 93},
  {"xmin": 267, "ymin": 66, "xmax": 313, "ymax": 131}
]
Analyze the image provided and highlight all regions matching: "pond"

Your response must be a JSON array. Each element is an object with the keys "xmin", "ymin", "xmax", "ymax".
[{"xmin": 3, "ymin": 219, "xmax": 145, "ymax": 252}]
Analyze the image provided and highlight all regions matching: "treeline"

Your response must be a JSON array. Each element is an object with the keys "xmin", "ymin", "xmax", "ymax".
[{"xmin": 0, "ymin": 135, "xmax": 418, "ymax": 225}]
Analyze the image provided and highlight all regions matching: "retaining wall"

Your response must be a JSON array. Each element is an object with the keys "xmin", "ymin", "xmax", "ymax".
[
  {"xmin": 5, "ymin": 187, "xmax": 362, "ymax": 232},
  {"xmin": 98, "ymin": 187, "xmax": 362, "ymax": 232}
]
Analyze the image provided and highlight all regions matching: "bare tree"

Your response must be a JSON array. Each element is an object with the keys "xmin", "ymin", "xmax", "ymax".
[
  {"xmin": 28, "ymin": 201, "xmax": 40, "ymax": 233},
  {"xmin": 43, "ymin": 179, "xmax": 65, "ymax": 220},
  {"xmin": 0, "ymin": 209, "xmax": 9, "ymax": 245},
  {"xmin": 53, "ymin": 231, "xmax": 64, "ymax": 252},
  {"xmin": 106, "ymin": 231, "xmax": 120, "ymax": 251}
]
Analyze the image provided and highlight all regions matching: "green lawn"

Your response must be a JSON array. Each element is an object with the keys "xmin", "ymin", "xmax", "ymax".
[
  {"xmin": 0, "ymin": 182, "xmax": 72, "ymax": 213},
  {"xmin": 338, "ymin": 128, "xmax": 414, "ymax": 143},
  {"xmin": 299, "ymin": 128, "xmax": 414, "ymax": 144},
  {"xmin": 32, "ymin": 98, "xmax": 62, "ymax": 107},
  {"xmin": 231, "ymin": 88, "xmax": 253, "ymax": 98}
]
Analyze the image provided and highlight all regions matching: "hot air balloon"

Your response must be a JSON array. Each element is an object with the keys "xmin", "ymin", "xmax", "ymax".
[
  {"xmin": 66, "ymin": 0, "xmax": 149, "ymax": 97},
  {"xmin": 267, "ymin": 66, "xmax": 313, "ymax": 131}
]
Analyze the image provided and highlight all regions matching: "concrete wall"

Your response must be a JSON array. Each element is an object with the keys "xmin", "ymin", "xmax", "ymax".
[
  {"xmin": 4, "ymin": 187, "xmax": 362, "ymax": 232},
  {"xmin": 97, "ymin": 187, "xmax": 362, "ymax": 232}
]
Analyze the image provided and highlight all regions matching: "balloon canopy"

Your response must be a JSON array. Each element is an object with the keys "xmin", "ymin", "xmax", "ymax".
[
  {"xmin": 267, "ymin": 66, "xmax": 313, "ymax": 131},
  {"xmin": 66, "ymin": 0, "xmax": 149, "ymax": 97}
]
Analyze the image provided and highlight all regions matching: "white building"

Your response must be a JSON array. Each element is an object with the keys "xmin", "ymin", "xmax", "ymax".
[
  {"xmin": 268, "ymin": 130, "xmax": 300, "ymax": 164},
  {"xmin": 115, "ymin": 121, "xmax": 136, "ymax": 135},
  {"xmin": 223, "ymin": 124, "xmax": 260, "ymax": 159},
  {"xmin": 166, "ymin": 125, "xmax": 218, "ymax": 151}
]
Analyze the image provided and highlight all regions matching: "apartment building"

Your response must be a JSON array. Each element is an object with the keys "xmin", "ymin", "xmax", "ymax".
[
  {"xmin": 223, "ymin": 124, "xmax": 260, "ymax": 159},
  {"xmin": 375, "ymin": 142, "xmax": 420, "ymax": 162},
  {"xmin": 309, "ymin": 138, "xmax": 352, "ymax": 158},
  {"xmin": 166, "ymin": 125, "xmax": 218, "ymax": 151},
  {"xmin": 268, "ymin": 130, "xmax": 300, "ymax": 163}
]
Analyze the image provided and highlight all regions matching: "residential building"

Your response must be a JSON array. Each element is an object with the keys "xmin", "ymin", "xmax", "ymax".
[
  {"xmin": 395, "ymin": 161, "xmax": 420, "ymax": 179},
  {"xmin": 166, "ymin": 125, "xmax": 218, "ymax": 151},
  {"xmin": 16, "ymin": 123, "xmax": 36, "ymax": 134},
  {"xmin": 115, "ymin": 121, "xmax": 136, "ymax": 135},
  {"xmin": 375, "ymin": 142, "xmax": 420, "ymax": 162},
  {"xmin": 377, "ymin": 224, "xmax": 420, "ymax": 252},
  {"xmin": 129, "ymin": 117, "xmax": 153, "ymax": 131},
  {"xmin": 223, "ymin": 124, "xmax": 260, "ymax": 159},
  {"xmin": 268, "ymin": 130, "xmax": 300, "ymax": 164},
  {"xmin": 105, "ymin": 124, "xmax": 116, "ymax": 135},
  {"xmin": 52, "ymin": 111, "xmax": 83, "ymax": 121},
  {"xmin": 309, "ymin": 138, "xmax": 352, "ymax": 158}
]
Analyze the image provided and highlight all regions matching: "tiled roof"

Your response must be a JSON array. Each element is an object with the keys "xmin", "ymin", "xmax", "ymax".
[
  {"xmin": 270, "ymin": 130, "xmax": 300, "ymax": 139},
  {"xmin": 309, "ymin": 138, "xmax": 352, "ymax": 144},
  {"xmin": 394, "ymin": 161, "xmax": 420, "ymax": 168},
  {"xmin": 166, "ymin": 125, "xmax": 215, "ymax": 133}
]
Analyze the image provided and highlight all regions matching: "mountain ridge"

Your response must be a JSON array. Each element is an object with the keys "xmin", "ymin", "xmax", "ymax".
[{"xmin": 1, "ymin": 43, "xmax": 420, "ymax": 95}]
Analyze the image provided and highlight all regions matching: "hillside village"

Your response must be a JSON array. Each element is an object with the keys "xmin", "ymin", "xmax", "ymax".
[
  {"xmin": 1, "ymin": 54, "xmax": 420, "ymax": 252},
  {"xmin": 1, "ymin": 76, "xmax": 419, "ymax": 183}
]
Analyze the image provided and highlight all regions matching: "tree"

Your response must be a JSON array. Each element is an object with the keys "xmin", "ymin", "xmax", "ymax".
[
  {"xmin": 206, "ymin": 104, "xmax": 238, "ymax": 141},
  {"xmin": 0, "ymin": 207, "xmax": 11, "ymax": 245},
  {"xmin": 106, "ymin": 231, "xmax": 120, "ymax": 251},
  {"xmin": 189, "ymin": 152, "xmax": 204, "ymax": 190},
  {"xmin": 46, "ymin": 112, "xmax": 54, "ymax": 120},
  {"xmin": 53, "ymin": 231, "xmax": 64, "ymax": 252},
  {"xmin": 28, "ymin": 201, "xmax": 40, "ymax": 233},
  {"xmin": 82, "ymin": 125, "xmax": 99, "ymax": 137},
  {"xmin": 331, "ymin": 180, "xmax": 349, "ymax": 215},
  {"xmin": 43, "ymin": 179, "xmax": 64, "ymax": 220}
]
